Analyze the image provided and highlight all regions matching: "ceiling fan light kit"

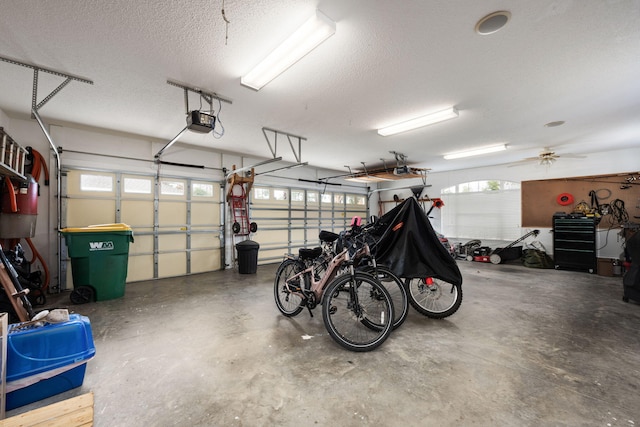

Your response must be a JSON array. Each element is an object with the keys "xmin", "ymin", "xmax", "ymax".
[
  {"xmin": 377, "ymin": 107, "xmax": 459, "ymax": 136},
  {"xmin": 241, "ymin": 10, "xmax": 336, "ymax": 91},
  {"xmin": 539, "ymin": 156, "xmax": 556, "ymax": 166},
  {"xmin": 444, "ymin": 144, "xmax": 507, "ymax": 160}
]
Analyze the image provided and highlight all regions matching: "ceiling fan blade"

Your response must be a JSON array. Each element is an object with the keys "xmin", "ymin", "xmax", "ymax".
[{"xmin": 559, "ymin": 153, "xmax": 587, "ymax": 159}]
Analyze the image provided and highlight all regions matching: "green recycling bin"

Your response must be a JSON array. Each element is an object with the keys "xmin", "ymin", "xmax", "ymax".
[{"xmin": 61, "ymin": 223, "xmax": 134, "ymax": 302}]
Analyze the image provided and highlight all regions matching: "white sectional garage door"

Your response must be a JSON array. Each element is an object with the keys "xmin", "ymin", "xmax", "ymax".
[
  {"xmin": 61, "ymin": 169, "xmax": 223, "ymax": 288},
  {"xmin": 248, "ymin": 185, "xmax": 368, "ymax": 263}
]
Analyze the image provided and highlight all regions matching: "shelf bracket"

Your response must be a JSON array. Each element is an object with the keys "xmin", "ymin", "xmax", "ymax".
[
  {"xmin": 0, "ymin": 54, "xmax": 93, "ymax": 117},
  {"xmin": 167, "ymin": 80, "xmax": 232, "ymax": 115},
  {"xmin": 262, "ymin": 127, "xmax": 306, "ymax": 163}
]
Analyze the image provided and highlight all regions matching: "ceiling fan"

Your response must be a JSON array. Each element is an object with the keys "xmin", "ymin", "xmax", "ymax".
[{"xmin": 510, "ymin": 147, "xmax": 585, "ymax": 167}]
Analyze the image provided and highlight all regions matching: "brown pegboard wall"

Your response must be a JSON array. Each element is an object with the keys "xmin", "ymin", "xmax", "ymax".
[{"xmin": 522, "ymin": 172, "xmax": 640, "ymax": 228}]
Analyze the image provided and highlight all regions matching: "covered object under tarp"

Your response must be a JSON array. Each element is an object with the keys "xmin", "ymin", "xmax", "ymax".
[{"xmin": 369, "ymin": 197, "xmax": 463, "ymax": 286}]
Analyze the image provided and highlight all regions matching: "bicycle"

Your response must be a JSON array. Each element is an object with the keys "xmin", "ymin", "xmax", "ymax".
[
  {"xmin": 274, "ymin": 237, "xmax": 394, "ymax": 352},
  {"xmin": 361, "ymin": 232, "xmax": 460, "ymax": 320},
  {"xmin": 404, "ymin": 277, "xmax": 462, "ymax": 319},
  {"xmin": 333, "ymin": 221, "xmax": 409, "ymax": 330}
]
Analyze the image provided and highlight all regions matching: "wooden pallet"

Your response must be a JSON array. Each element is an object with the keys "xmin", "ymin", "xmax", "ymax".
[{"xmin": 0, "ymin": 393, "xmax": 94, "ymax": 427}]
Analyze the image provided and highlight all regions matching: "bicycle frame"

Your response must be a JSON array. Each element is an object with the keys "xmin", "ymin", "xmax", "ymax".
[
  {"xmin": 285, "ymin": 244, "xmax": 372, "ymax": 303},
  {"xmin": 274, "ymin": 228, "xmax": 396, "ymax": 351}
]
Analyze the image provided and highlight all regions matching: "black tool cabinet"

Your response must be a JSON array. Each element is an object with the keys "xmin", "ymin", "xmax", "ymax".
[{"xmin": 552, "ymin": 214, "xmax": 597, "ymax": 273}]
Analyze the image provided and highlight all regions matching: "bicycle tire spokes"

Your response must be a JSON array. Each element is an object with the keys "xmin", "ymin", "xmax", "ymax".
[
  {"xmin": 322, "ymin": 273, "xmax": 393, "ymax": 352},
  {"xmin": 274, "ymin": 260, "xmax": 305, "ymax": 317},
  {"xmin": 405, "ymin": 277, "xmax": 463, "ymax": 319},
  {"xmin": 358, "ymin": 265, "xmax": 409, "ymax": 330}
]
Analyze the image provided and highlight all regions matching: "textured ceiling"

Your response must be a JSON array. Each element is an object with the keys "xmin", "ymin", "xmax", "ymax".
[{"xmin": 0, "ymin": 0, "xmax": 639, "ymax": 174}]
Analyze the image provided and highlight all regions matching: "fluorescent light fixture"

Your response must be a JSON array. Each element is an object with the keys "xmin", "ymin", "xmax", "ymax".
[
  {"xmin": 444, "ymin": 144, "xmax": 507, "ymax": 160},
  {"xmin": 377, "ymin": 107, "xmax": 458, "ymax": 136},
  {"xmin": 241, "ymin": 10, "xmax": 336, "ymax": 90}
]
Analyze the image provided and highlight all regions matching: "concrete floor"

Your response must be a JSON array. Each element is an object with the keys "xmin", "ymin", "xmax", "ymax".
[{"xmin": 6, "ymin": 261, "xmax": 640, "ymax": 426}]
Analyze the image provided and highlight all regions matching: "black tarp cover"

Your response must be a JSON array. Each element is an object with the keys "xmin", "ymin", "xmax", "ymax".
[{"xmin": 370, "ymin": 197, "xmax": 463, "ymax": 286}]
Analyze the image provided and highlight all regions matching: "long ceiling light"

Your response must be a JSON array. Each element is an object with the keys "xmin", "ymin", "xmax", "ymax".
[
  {"xmin": 444, "ymin": 144, "xmax": 507, "ymax": 160},
  {"xmin": 241, "ymin": 10, "xmax": 336, "ymax": 91},
  {"xmin": 377, "ymin": 107, "xmax": 458, "ymax": 136}
]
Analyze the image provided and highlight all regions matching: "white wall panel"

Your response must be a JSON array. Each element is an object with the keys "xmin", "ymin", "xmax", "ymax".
[{"xmin": 441, "ymin": 190, "xmax": 521, "ymax": 240}]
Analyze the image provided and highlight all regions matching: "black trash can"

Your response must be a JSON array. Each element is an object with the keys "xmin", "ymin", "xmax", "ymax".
[{"xmin": 236, "ymin": 240, "xmax": 260, "ymax": 274}]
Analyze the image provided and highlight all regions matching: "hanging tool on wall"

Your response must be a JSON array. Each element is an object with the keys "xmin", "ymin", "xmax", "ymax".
[
  {"xmin": 0, "ymin": 243, "xmax": 35, "ymax": 323},
  {"xmin": 226, "ymin": 165, "xmax": 258, "ymax": 236},
  {"xmin": 589, "ymin": 189, "xmax": 612, "ymax": 216},
  {"xmin": 225, "ymin": 165, "xmax": 259, "ymax": 269},
  {"xmin": 0, "ymin": 146, "xmax": 51, "ymax": 305},
  {"xmin": 26, "ymin": 147, "xmax": 50, "ymax": 187}
]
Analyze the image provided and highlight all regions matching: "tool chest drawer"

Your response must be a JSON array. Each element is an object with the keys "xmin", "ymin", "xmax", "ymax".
[{"xmin": 552, "ymin": 215, "xmax": 597, "ymax": 273}]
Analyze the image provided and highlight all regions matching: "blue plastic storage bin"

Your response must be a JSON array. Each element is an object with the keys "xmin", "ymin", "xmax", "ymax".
[{"xmin": 5, "ymin": 314, "xmax": 96, "ymax": 410}]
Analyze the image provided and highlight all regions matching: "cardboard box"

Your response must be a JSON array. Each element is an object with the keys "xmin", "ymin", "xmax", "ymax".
[{"xmin": 597, "ymin": 258, "xmax": 614, "ymax": 277}]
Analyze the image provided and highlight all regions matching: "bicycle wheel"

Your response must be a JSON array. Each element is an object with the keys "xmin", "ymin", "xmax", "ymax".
[
  {"xmin": 405, "ymin": 277, "xmax": 462, "ymax": 319},
  {"xmin": 359, "ymin": 265, "xmax": 408, "ymax": 329},
  {"xmin": 322, "ymin": 272, "xmax": 394, "ymax": 352},
  {"xmin": 274, "ymin": 259, "xmax": 304, "ymax": 317}
]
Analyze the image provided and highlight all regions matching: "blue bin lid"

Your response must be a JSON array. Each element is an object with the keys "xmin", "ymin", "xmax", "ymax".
[{"xmin": 6, "ymin": 314, "xmax": 96, "ymax": 382}]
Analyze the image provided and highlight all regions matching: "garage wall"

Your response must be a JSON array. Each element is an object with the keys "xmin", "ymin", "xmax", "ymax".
[
  {"xmin": 522, "ymin": 174, "xmax": 639, "ymax": 228},
  {"xmin": 378, "ymin": 146, "xmax": 640, "ymax": 259},
  {"xmin": 5, "ymin": 109, "xmax": 635, "ymax": 281},
  {"xmin": 0, "ymin": 115, "xmax": 368, "ymax": 290}
]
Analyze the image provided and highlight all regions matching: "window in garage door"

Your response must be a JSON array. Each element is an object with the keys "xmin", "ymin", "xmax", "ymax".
[
  {"xmin": 62, "ymin": 169, "xmax": 222, "ymax": 288},
  {"xmin": 250, "ymin": 186, "xmax": 367, "ymax": 264}
]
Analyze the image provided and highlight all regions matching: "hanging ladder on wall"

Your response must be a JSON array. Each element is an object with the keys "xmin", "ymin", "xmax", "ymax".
[{"xmin": 0, "ymin": 128, "xmax": 27, "ymax": 180}]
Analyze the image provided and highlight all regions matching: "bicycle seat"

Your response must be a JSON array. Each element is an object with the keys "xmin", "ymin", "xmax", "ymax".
[
  {"xmin": 299, "ymin": 247, "xmax": 323, "ymax": 260},
  {"xmin": 319, "ymin": 230, "xmax": 339, "ymax": 243}
]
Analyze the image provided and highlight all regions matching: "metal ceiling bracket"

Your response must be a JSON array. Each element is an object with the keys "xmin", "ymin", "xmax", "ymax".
[
  {"xmin": 262, "ymin": 127, "xmax": 306, "ymax": 162},
  {"xmin": 31, "ymin": 70, "xmax": 71, "ymax": 111},
  {"xmin": 390, "ymin": 151, "xmax": 408, "ymax": 168},
  {"xmin": 361, "ymin": 162, "xmax": 369, "ymax": 177},
  {"xmin": 167, "ymin": 80, "xmax": 232, "ymax": 114},
  {"xmin": 417, "ymin": 168, "xmax": 428, "ymax": 185},
  {"xmin": 0, "ymin": 54, "xmax": 93, "ymax": 117}
]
